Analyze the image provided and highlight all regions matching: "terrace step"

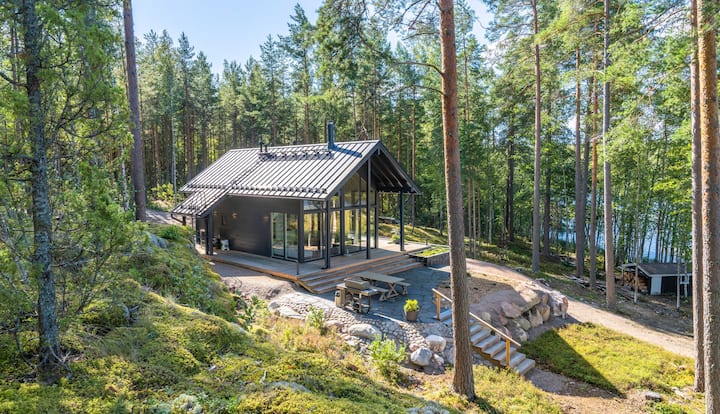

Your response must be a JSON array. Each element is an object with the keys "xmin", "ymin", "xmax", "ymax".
[{"xmin": 433, "ymin": 303, "xmax": 535, "ymax": 376}]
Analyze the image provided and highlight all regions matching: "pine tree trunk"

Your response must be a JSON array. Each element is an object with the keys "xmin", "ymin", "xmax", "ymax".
[
  {"xmin": 589, "ymin": 43, "xmax": 599, "ymax": 287},
  {"xmin": 689, "ymin": 0, "xmax": 705, "ymax": 392},
  {"xmin": 439, "ymin": 0, "xmax": 474, "ymax": 399},
  {"xmin": 698, "ymin": 0, "xmax": 720, "ymax": 406},
  {"xmin": 505, "ymin": 118, "xmax": 515, "ymax": 242},
  {"xmin": 531, "ymin": 0, "xmax": 542, "ymax": 273},
  {"xmin": 602, "ymin": 0, "xmax": 616, "ymax": 309},
  {"xmin": 123, "ymin": 0, "xmax": 146, "ymax": 221},
  {"xmin": 575, "ymin": 48, "xmax": 586, "ymax": 279},
  {"xmin": 23, "ymin": 0, "xmax": 62, "ymax": 384}
]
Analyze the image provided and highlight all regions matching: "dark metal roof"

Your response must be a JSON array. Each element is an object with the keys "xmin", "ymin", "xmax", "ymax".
[{"xmin": 173, "ymin": 140, "xmax": 419, "ymax": 217}]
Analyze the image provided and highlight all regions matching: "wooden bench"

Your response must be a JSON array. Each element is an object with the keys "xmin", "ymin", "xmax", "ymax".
[
  {"xmin": 372, "ymin": 286, "xmax": 389, "ymax": 301},
  {"xmin": 396, "ymin": 281, "xmax": 411, "ymax": 295}
]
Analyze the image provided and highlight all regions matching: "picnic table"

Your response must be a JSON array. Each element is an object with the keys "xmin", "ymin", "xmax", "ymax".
[
  {"xmin": 335, "ymin": 282, "xmax": 380, "ymax": 313},
  {"xmin": 354, "ymin": 271, "xmax": 410, "ymax": 301}
]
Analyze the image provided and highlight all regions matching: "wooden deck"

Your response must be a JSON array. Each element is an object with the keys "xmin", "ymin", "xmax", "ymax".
[{"xmin": 204, "ymin": 237, "xmax": 429, "ymax": 293}]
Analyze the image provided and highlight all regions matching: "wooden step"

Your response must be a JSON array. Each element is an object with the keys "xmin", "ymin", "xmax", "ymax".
[
  {"xmin": 503, "ymin": 351, "xmax": 526, "ymax": 369},
  {"xmin": 483, "ymin": 340, "xmax": 506, "ymax": 358},
  {"xmin": 468, "ymin": 322, "xmax": 485, "ymax": 336},
  {"xmin": 438, "ymin": 309, "xmax": 453, "ymax": 323},
  {"xmin": 470, "ymin": 328, "xmax": 492, "ymax": 345},
  {"xmin": 474, "ymin": 334, "xmax": 500, "ymax": 351},
  {"xmin": 514, "ymin": 358, "xmax": 536, "ymax": 376},
  {"xmin": 383, "ymin": 261, "xmax": 424, "ymax": 275}
]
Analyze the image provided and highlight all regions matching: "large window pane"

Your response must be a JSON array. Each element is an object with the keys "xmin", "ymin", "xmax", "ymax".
[
  {"xmin": 286, "ymin": 214, "xmax": 298, "ymax": 260},
  {"xmin": 303, "ymin": 212, "xmax": 324, "ymax": 261},
  {"xmin": 343, "ymin": 173, "xmax": 361, "ymax": 207},
  {"xmin": 330, "ymin": 210, "xmax": 341, "ymax": 256}
]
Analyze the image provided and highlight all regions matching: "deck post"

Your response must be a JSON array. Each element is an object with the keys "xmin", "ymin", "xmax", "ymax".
[
  {"xmin": 399, "ymin": 189, "xmax": 405, "ymax": 252},
  {"xmin": 324, "ymin": 201, "xmax": 331, "ymax": 269},
  {"xmin": 366, "ymin": 158, "xmax": 372, "ymax": 260},
  {"xmin": 206, "ymin": 213, "xmax": 214, "ymax": 256}
]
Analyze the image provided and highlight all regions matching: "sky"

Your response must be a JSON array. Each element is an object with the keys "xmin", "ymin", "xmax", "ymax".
[{"xmin": 133, "ymin": 0, "xmax": 491, "ymax": 75}]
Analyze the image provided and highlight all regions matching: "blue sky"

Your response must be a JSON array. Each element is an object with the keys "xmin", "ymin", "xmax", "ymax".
[{"xmin": 133, "ymin": 0, "xmax": 489, "ymax": 74}]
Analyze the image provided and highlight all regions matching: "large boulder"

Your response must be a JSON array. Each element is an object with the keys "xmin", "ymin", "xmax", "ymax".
[
  {"xmin": 347, "ymin": 323, "xmax": 380, "ymax": 340},
  {"xmin": 550, "ymin": 292, "xmax": 569, "ymax": 318},
  {"xmin": 536, "ymin": 303, "xmax": 551, "ymax": 321},
  {"xmin": 517, "ymin": 317, "xmax": 531, "ymax": 331},
  {"xmin": 425, "ymin": 335, "xmax": 447, "ymax": 353},
  {"xmin": 517, "ymin": 285, "xmax": 541, "ymax": 312},
  {"xmin": 410, "ymin": 347, "xmax": 434, "ymax": 367},
  {"xmin": 510, "ymin": 327, "xmax": 529, "ymax": 343},
  {"xmin": 529, "ymin": 309, "xmax": 544, "ymax": 327},
  {"xmin": 501, "ymin": 302, "xmax": 523, "ymax": 319}
]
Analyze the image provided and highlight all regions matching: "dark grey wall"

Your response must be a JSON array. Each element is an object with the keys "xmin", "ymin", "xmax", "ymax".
[{"xmin": 213, "ymin": 196, "xmax": 301, "ymax": 257}]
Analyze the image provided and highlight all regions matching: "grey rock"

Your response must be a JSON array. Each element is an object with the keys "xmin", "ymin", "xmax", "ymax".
[
  {"xmin": 276, "ymin": 306, "xmax": 302, "ymax": 319},
  {"xmin": 550, "ymin": 292, "xmax": 569, "ymax": 318},
  {"xmin": 425, "ymin": 335, "xmax": 447, "ymax": 353},
  {"xmin": 643, "ymin": 391, "xmax": 663, "ymax": 402},
  {"xmin": 324, "ymin": 320, "xmax": 344, "ymax": 331},
  {"xmin": 501, "ymin": 302, "xmax": 523, "ymax": 318},
  {"xmin": 347, "ymin": 323, "xmax": 380, "ymax": 340},
  {"xmin": 529, "ymin": 309, "xmax": 544, "ymax": 327},
  {"xmin": 517, "ymin": 317, "xmax": 531, "ymax": 331},
  {"xmin": 536, "ymin": 303, "xmax": 551, "ymax": 321},
  {"xmin": 480, "ymin": 312, "xmax": 492, "ymax": 323},
  {"xmin": 406, "ymin": 404, "xmax": 450, "ymax": 414},
  {"xmin": 410, "ymin": 347, "xmax": 433, "ymax": 367},
  {"xmin": 443, "ymin": 346, "xmax": 455, "ymax": 365},
  {"xmin": 511, "ymin": 327, "xmax": 528, "ymax": 343},
  {"xmin": 517, "ymin": 286, "xmax": 541, "ymax": 312},
  {"xmin": 147, "ymin": 232, "xmax": 168, "ymax": 249}
]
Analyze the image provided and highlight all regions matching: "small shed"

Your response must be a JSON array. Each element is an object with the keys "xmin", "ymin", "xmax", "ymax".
[{"xmin": 621, "ymin": 262, "xmax": 690, "ymax": 296}]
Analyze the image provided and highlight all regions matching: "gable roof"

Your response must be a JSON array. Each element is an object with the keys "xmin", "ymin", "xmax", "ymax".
[{"xmin": 173, "ymin": 140, "xmax": 419, "ymax": 217}]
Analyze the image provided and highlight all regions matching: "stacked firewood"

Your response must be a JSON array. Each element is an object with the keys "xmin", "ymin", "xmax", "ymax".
[{"xmin": 620, "ymin": 269, "xmax": 648, "ymax": 293}]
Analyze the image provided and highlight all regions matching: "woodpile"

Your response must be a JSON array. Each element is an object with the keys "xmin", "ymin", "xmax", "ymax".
[{"xmin": 620, "ymin": 269, "xmax": 648, "ymax": 293}]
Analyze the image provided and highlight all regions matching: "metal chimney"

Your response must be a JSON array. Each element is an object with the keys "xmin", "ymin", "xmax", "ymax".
[{"xmin": 327, "ymin": 121, "xmax": 335, "ymax": 150}]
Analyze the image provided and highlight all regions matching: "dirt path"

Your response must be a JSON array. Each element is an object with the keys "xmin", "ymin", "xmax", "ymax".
[{"xmin": 466, "ymin": 259, "xmax": 693, "ymax": 358}]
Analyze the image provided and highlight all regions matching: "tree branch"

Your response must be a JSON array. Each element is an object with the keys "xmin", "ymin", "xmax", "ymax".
[
  {"xmin": 393, "ymin": 59, "xmax": 443, "ymax": 76},
  {"xmin": 0, "ymin": 71, "xmax": 22, "ymax": 87}
]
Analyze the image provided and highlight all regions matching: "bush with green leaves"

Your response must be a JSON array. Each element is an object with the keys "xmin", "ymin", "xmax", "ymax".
[
  {"xmin": 368, "ymin": 336, "xmax": 407, "ymax": 384},
  {"xmin": 305, "ymin": 305, "xmax": 326, "ymax": 333}
]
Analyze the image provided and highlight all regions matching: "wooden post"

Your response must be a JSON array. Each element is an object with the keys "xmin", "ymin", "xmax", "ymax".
[
  {"xmin": 367, "ymin": 158, "xmax": 372, "ymax": 259},
  {"xmin": 400, "ymin": 190, "xmax": 405, "ymax": 252},
  {"xmin": 506, "ymin": 339, "xmax": 511, "ymax": 367},
  {"xmin": 436, "ymin": 291, "xmax": 441, "ymax": 320}
]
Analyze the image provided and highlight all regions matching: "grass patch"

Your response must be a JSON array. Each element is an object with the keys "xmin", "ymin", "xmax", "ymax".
[
  {"xmin": 523, "ymin": 323, "xmax": 703, "ymax": 411},
  {"xmin": 413, "ymin": 246, "xmax": 450, "ymax": 257},
  {"xmin": 379, "ymin": 223, "xmax": 449, "ymax": 245}
]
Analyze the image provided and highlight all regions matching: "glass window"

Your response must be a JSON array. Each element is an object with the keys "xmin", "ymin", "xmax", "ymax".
[
  {"xmin": 303, "ymin": 212, "xmax": 324, "ymax": 261},
  {"xmin": 304, "ymin": 200, "xmax": 323, "ymax": 211},
  {"xmin": 330, "ymin": 210, "xmax": 341, "ymax": 256},
  {"xmin": 343, "ymin": 173, "xmax": 361, "ymax": 207},
  {"xmin": 331, "ymin": 193, "xmax": 341, "ymax": 209}
]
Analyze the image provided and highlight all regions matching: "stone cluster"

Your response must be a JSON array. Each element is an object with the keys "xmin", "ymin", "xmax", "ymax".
[
  {"xmin": 472, "ymin": 281, "xmax": 568, "ymax": 343},
  {"xmin": 267, "ymin": 292, "xmax": 453, "ymax": 373}
]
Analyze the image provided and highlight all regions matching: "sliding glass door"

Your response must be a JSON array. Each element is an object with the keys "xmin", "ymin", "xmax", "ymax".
[{"xmin": 271, "ymin": 212, "xmax": 298, "ymax": 260}]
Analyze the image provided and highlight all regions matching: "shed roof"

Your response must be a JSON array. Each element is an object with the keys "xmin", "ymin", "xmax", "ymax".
[
  {"xmin": 636, "ymin": 263, "xmax": 690, "ymax": 277},
  {"xmin": 173, "ymin": 140, "xmax": 419, "ymax": 217}
]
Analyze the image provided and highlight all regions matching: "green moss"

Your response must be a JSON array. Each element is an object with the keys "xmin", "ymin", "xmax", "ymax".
[{"xmin": 524, "ymin": 323, "xmax": 695, "ymax": 395}]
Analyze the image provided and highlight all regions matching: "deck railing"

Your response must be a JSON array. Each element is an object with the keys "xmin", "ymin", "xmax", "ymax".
[{"xmin": 432, "ymin": 288, "xmax": 521, "ymax": 367}]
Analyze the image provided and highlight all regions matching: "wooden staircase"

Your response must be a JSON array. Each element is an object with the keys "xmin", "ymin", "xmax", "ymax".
[
  {"xmin": 298, "ymin": 252, "xmax": 424, "ymax": 293},
  {"xmin": 432, "ymin": 289, "xmax": 535, "ymax": 376}
]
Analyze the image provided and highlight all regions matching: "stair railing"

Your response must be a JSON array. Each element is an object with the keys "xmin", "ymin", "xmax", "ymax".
[{"xmin": 432, "ymin": 288, "xmax": 521, "ymax": 367}]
